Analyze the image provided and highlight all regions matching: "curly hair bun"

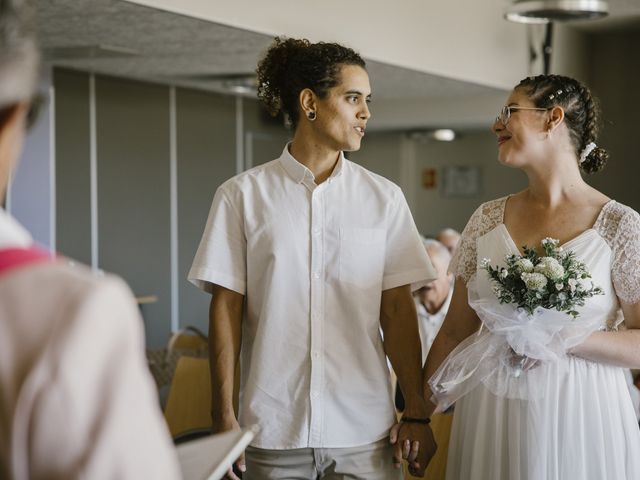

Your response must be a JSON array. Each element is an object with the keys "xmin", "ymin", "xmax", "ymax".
[
  {"xmin": 255, "ymin": 36, "xmax": 365, "ymax": 129},
  {"xmin": 256, "ymin": 37, "xmax": 309, "ymax": 117},
  {"xmin": 581, "ymin": 146, "xmax": 608, "ymax": 174}
]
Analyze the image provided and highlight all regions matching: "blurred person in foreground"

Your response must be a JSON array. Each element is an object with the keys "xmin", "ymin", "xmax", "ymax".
[{"xmin": 0, "ymin": 2, "xmax": 180, "ymax": 478}]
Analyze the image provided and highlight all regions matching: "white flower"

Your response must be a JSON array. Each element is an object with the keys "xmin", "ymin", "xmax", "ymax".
[
  {"xmin": 514, "ymin": 258, "xmax": 534, "ymax": 273},
  {"xmin": 577, "ymin": 278, "xmax": 593, "ymax": 292},
  {"xmin": 521, "ymin": 272, "xmax": 548, "ymax": 291},
  {"xmin": 555, "ymin": 283, "xmax": 564, "ymax": 291},
  {"xmin": 500, "ymin": 268, "xmax": 509, "ymax": 279},
  {"xmin": 534, "ymin": 257, "xmax": 565, "ymax": 281},
  {"xmin": 568, "ymin": 278, "xmax": 578, "ymax": 293},
  {"xmin": 541, "ymin": 237, "xmax": 560, "ymax": 247},
  {"xmin": 480, "ymin": 258, "xmax": 492, "ymax": 268}
]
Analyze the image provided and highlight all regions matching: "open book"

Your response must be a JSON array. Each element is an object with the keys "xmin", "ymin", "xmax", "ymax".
[{"xmin": 176, "ymin": 426, "xmax": 258, "ymax": 480}]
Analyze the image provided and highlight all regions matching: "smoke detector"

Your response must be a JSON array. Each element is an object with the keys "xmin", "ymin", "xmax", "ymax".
[{"xmin": 505, "ymin": 0, "xmax": 609, "ymax": 24}]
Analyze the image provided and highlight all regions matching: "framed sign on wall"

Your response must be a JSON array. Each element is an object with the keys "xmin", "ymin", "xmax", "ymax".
[{"xmin": 441, "ymin": 166, "xmax": 482, "ymax": 197}]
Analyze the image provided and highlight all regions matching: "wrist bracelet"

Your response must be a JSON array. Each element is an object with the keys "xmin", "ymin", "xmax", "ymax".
[{"xmin": 401, "ymin": 416, "xmax": 431, "ymax": 424}]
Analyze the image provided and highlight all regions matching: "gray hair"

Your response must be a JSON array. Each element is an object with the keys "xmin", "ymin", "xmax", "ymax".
[
  {"xmin": 436, "ymin": 228, "xmax": 461, "ymax": 240},
  {"xmin": 421, "ymin": 237, "xmax": 451, "ymax": 264},
  {"xmin": 0, "ymin": 0, "xmax": 39, "ymax": 109}
]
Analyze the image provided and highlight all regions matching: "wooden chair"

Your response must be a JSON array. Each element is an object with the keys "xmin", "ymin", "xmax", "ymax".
[{"xmin": 164, "ymin": 356, "xmax": 212, "ymax": 438}]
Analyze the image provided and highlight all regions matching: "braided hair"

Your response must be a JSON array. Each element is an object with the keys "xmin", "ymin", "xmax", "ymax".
[
  {"xmin": 516, "ymin": 74, "xmax": 608, "ymax": 174},
  {"xmin": 256, "ymin": 37, "xmax": 366, "ymax": 129}
]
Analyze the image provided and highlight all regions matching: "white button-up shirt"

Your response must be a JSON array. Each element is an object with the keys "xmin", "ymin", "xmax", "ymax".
[
  {"xmin": 189, "ymin": 145, "xmax": 435, "ymax": 449},
  {"xmin": 416, "ymin": 288, "xmax": 453, "ymax": 365}
]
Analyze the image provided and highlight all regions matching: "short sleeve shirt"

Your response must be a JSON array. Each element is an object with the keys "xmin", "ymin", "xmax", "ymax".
[{"xmin": 189, "ymin": 145, "xmax": 436, "ymax": 449}]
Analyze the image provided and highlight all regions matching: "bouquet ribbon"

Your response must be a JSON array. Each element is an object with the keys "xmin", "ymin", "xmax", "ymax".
[{"xmin": 428, "ymin": 276, "xmax": 605, "ymax": 408}]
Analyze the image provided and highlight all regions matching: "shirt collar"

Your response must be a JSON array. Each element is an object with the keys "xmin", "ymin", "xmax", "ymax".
[
  {"xmin": 278, "ymin": 143, "xmax": 346, "ymax": 185},
  {"xmin": 0, "ymin": 208, "xmax": 33, "ymax": 250},
  {"xmin": 441, "ymin": 286, "xmax": 454, "ymax": 313}
]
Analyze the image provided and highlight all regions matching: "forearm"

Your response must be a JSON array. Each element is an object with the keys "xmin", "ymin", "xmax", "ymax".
[
  {"xmin": 422, "ymin": 278, "xmax": 481, "ymax": 407},
  {"xmin": 570, "ymin": 329, "xmax": 640, "ymax": 368},
  {"xmin": 422, "ymin": 328, "xmax": 467, "ymax": 406},
  {"xmin": 209, "ymin": 286, "xmax": 244, "ymax": 425},
  {"xmin": 381, "ymin": 286, "xmax": 428, "ymax": 417}
]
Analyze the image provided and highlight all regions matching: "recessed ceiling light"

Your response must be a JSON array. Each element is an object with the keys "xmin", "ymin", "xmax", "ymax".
[
  {"xmin": 431, "ymin": 129, "xmax": 456, "ymax": 141},
  {"xmin": 408, "ymin": 129, "xmax": 457, "ymax": 142}
]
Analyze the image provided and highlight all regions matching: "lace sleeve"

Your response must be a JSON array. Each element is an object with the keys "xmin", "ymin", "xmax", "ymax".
[
  {"xmin": 609, "ymin": 206, "xmax": 640, "ymax": 304},
  {"xmin": 449, "ymin": 197, "xmax": 507, "ymax": 284}
]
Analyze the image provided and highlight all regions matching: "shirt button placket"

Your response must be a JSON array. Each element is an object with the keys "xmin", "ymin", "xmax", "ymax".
[{"xmin": 309, "ymin": 187, "xmax": 324, "ymax": 446}]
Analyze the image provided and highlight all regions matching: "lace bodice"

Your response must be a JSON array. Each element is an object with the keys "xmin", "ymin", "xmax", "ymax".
[
  {"xmin": 449, "ymin": 197, "xmax": 507, "ymax": 285},
  {"xmin": 596, "ymin": 202, "xmax": 640, "ymax": 304},
  {"xmin": 450, "ymin": 197, "xmax": 640, "ymax": 304}
]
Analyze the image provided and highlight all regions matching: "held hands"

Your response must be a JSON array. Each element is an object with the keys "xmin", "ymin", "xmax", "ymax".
[
  {"xmin": 507, "ymin": 347, "xmax": 540, "ymax": 377},
  {"xmin": 212, "ymin": 415, "xmax": 246, "ymax": 480},
  {"xmin": 389, "ymin": 419, "xmax": 437, "ymax": 478}
]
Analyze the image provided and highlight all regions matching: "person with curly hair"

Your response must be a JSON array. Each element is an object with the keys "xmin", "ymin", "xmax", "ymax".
[
  {"xmin": 189, "ymin": 36, "xmax": 437, "ymax": 479},
  {"xmin": 423, "ymin": 74, "xmax": 640, "ymax": 479}
]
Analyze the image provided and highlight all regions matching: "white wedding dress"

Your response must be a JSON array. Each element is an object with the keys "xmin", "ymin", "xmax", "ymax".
[{"xmin": 430, "ymin": 196, "xmax": 640, "ymax": 480}]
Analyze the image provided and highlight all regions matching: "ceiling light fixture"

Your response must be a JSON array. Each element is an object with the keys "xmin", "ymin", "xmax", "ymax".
[
  {"xmin": 408, "ymin": 129, "xmax": 457, "ymax": 143},
  {"xmin": 431, "ymin": 129, "xmax": 456, "ymax": 142},
  {"xmin": 504, "ymin": 0, "xmax": 609, "ymax": 24}
]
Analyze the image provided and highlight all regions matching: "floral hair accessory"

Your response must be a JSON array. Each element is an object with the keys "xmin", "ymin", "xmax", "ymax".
[{"xmin": 579, "ymin": 142, "xmax": 597, "ymax": 164}]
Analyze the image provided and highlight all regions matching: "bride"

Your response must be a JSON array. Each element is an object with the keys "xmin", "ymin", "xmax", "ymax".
[{"xmin": 423, "ymin": 74, "xmax": 640, "ymax": 480}]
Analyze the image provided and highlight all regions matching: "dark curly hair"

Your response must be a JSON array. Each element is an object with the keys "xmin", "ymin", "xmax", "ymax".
[
  {"xmin": 516, "ymin": 74, "xmax": 608, "ymax": 174},
  {"xmin": 256, "ymin": 37, "xmax": 366, "ymax": 129}
]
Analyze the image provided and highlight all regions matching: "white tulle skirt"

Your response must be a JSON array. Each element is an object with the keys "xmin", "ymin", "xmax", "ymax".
[{"xmin": 446, "ymin": 356, "xmax": 640, "ymax": 480}]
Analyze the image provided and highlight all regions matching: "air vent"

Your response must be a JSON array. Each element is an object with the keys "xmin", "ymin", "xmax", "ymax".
[
  {"xmin": 166, "ymin": 73, "xmax": 258, "ymax": 95},
  {"xmin": 43, "ymin": 44, "xmax": 140, "ymax": 61}
]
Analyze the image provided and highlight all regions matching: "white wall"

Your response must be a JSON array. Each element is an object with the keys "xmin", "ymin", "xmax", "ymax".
[
  {"xmin": 368, "ymin": 91, "xmax": 510, "ymax": 132},
  {"xmin": 351, "ymin": 130, "xmax": 529, "ymax": 235},
  {"xmin": 124, "ymin": 0, "xmax": 589, "ymax": 90}
]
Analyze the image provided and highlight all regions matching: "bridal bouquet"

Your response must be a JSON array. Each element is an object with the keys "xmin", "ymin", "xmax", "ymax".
[{"xmin": 481, "ymin": 237, "xmax": 603, "ymax": 318}]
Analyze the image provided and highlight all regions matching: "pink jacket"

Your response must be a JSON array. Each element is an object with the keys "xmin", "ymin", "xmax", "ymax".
[{"xmin": 0, "ymin": 249, "xmax": 181, "ymax": 479}]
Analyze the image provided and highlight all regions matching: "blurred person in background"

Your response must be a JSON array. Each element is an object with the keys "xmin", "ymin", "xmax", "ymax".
[
  {"xmin": 415, "ymin": 238, "xmax": 454, "ymax": 366},
  {"xmin": 435, "ymin": 228, "xmax": 460, "ymax": 255}
]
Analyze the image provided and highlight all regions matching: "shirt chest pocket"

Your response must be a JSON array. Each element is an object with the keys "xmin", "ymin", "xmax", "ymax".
[{"xmin": 339, "ymin": 227, "xmax": 386, "ymax": 289}]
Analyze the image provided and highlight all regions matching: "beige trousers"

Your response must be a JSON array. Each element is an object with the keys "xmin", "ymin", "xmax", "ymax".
[{"xmin": 244, "ymin": 437, "xmax": 403, "ymax": 480}]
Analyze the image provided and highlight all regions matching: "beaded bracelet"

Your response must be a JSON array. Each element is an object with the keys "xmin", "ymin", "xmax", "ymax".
[{"xmin": 401, "ymin": 416, "xmax": 431, "ymax": 424}]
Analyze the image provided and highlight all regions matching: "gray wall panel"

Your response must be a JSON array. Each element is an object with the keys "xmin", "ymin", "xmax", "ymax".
[
  {"xmin": 588, "ymin": 29, "xmax": 640, "ymax": 211},
  {"xmin": 96, "ymin": 76, "xmax": 171, "ymax": 347},
  {"xmin": 176, "ymin": 88, "xmax": 236, "ymax": 331},
  {"xmin": 55, "ymin": 68, "xmax": 91, "ymax": 263},
  {"xmin": 243, "ymin": 99, "xmax": 291, "ymax": 167}
]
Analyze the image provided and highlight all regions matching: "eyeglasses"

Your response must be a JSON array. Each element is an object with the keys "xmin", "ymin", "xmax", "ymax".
[{"xmin": 496, "ymin": 105, "xmax": 549, "ymax": 126}]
